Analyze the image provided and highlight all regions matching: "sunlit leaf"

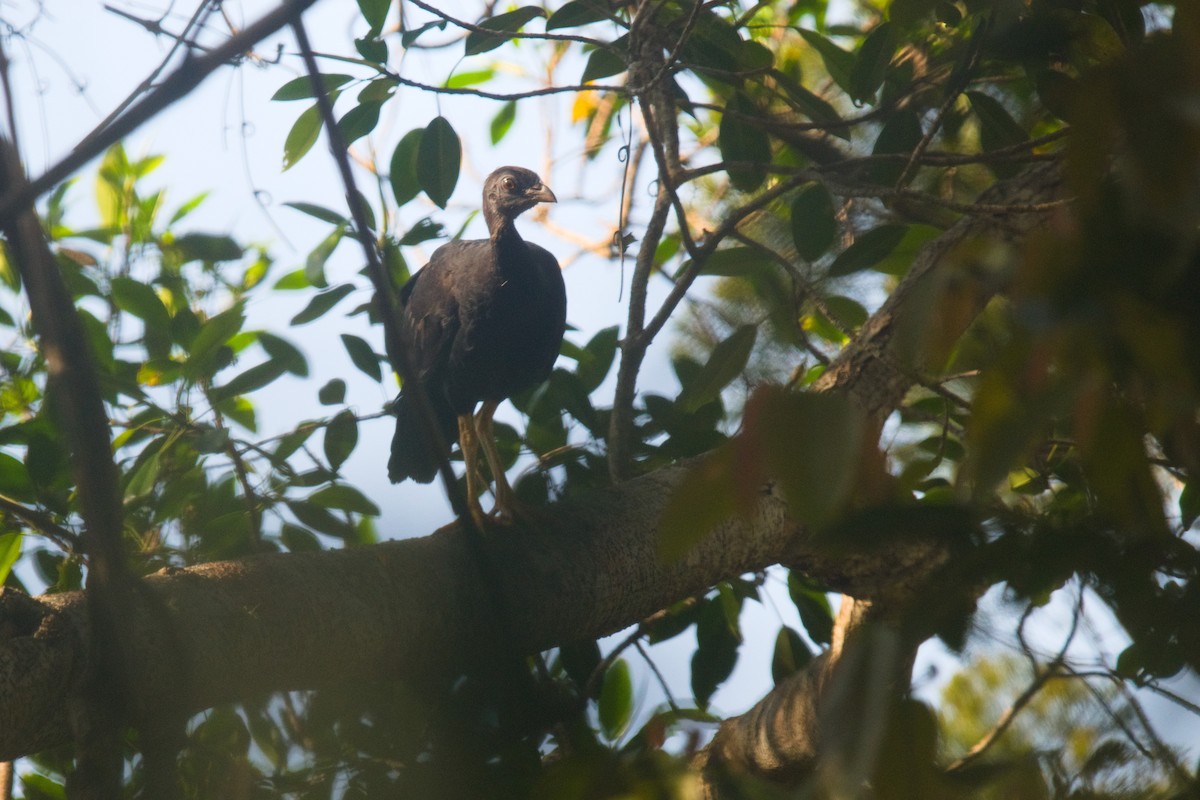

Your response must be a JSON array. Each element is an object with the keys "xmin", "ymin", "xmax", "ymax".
[
  {"xmin": 283, "ymin": 104, "xmax": 323, "ymax": 171},
  {"xmin": 0, "ymin": 532, "xmax": 21, "ymax": 585},
  {"xmin": 598, "ymin": 658, "xmax": 633, "ymax": 740},
  {"xmin": 490, "ymin": 101, "xmax": 517, "ymax": 144}
]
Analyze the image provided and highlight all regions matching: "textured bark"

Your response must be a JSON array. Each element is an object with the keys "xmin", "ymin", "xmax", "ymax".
[{"xmin": 0, "ymin": 165, "xmax": 1066, "ymax": 775}]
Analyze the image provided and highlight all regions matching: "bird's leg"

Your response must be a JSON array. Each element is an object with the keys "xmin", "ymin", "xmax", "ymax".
[
  {"xmin": 457, "ymin": 413, "xmax": 487, "ymax": 528},
  {"xmin": 475, "ymin": 400, "xmax": 519, "ymax": 524}
]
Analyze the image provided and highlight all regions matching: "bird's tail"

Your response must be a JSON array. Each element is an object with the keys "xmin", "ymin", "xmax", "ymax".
[{"xmin": 388, "ymin": 391, "xmax": 458, "ymax": 484}]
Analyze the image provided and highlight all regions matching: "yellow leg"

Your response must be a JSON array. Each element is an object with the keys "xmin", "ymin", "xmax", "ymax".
[
  {"xmin": 475, "ymin": 400, "xmax": 519, "ymax": 523},
  {"xmin": 457, "ymin": 413, "xmax": 487, "ymax": 527}
]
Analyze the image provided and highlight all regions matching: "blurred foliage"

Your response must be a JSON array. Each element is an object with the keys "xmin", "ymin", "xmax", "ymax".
[{"xmin": 6, "ymin": 0, "xmax": 1200, "ymax": 797}]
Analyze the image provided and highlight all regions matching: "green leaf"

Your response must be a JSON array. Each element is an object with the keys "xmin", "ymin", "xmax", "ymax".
[
  {"xmin": 968, "ymin": 91, "xmax": 1026, "ymax": 149},
  {"xmin": 337, "ymin": 101, "xmax": 383, "ymax": 145},
  {"xmin": 308, "ymin": 484, "xmax": 380, "ymax": 516},
  {"xmin": 283, "ymin": 104, "xmax": 323, "ymax": 171},
  {"xmin": 719, "ymin": 93, "xmax": 771, "ymax": 192},
  {"xmin": 559, "ymin": 640, "xmax": 602, "ymax": 691},
  {"xmin": 849, "ymin": 22, "xmax": 896, "ymax": 103},
  {"xmin": 688, "ymin": 246, "xmax": 768, "ymax": 278},
  {"xmin": 692, "ymin": 598, "xmax": 740, "ymax": 708},
  {"xmin": 324, "ymin": 410, "xmax": 359, "ymax": 471},
  {"xmin": 286, "ymin": 500, "xmax": 353, "ymax": 538},
  {"xmin": 389, "ymin": 128, "xmax": 424, "ymax": 207},
  {"xmin": 598, "ymin": 658, "xmax": 634, "ymax": 740},
  {"xmin": 305, "ymin": 228, "xmax": 344, "ymax": 288},
  {"xmin": 126, "ymin": 444, "xmax": 163, "ymax": 497},
  {"xmin": 575, "ymin": 326, "xmax": 618, "ymax": 392},
  {"xmin": 111, "ymin": 276, "xmax": 170, "ymax": 331},
  {"xmin": 319, "ymin": 379, "xmax": 347, "ymax": 405},
  {"xmin": 186, "ymin": 304, "xmax": 246, "ymax": 372},
  {"xmin": 581, "ymin": 40, "xmax": 628, "ymax": 82},
  {"xmin": 791, "ymin": 181, "xmax": 838, "ymax": 261},
  {"xmin": 341, "ymin": 333, "xmax": 382, "ymax": 382},
  {"xmin": 0, "ymin": 532, "xmax": 21, "ymax": 585},
  {"xmin": 870, "ymin": 109, "xmax": 924, "ymax": 184},
  {"xmin": 212, "ymin": 360, "xmax": 288, "ymax": 401},
  {"xmin": 416, "ymin": 116, "xmax": 461, "ymax": 209},
  {"xmin": 356, "ymin": 0, "xmax": 390, "ymax": 35},
  {"xmin": 0, "ymin": 452, "xmax": 34, "ymax": 501},
  {"xmin": 291, "ymin": 284, "xmax": 355, "ymax": 326},
  {"xmin": 490, "ymin": 101, "xmax": 517, "ymax": 144},
  {"xmin": 464, "ymin": 7, "xmax": 547, "ymax": 56},
  {"xmin": 798, "ymin": 28, "xmax": 855, "ymax": 96},
  {"xmin": 284, "ymin": 202, "xmax": 349, "ymax": 226},
  {"xmin": 355, "ymin": 35, "xmax": 387, "ymax": 63},
  {"xmin": 771, "ymin": 626, "xmax": 812, "ymax": 685},
  {"xmin": 547, "ymin": 0, "xmax": 611, "ymax": 29},
  {"xmin": 658, "ymin": 444, "xmax": 737, "ymax": 561},
  {"xmin": 445, "ymin": 68, "xmax": 494, "ymax": 89},
  {"xmin": 788, "ymin": 573, "xmax": 833, "ymax": 644},
  {"xmin": 258, "ymin": 332, "xmax": 309, "ymax": 377},
  {"xmin": 272, "ymin": 74, "xmax": 353, "ymax": 102},
  {"xmin": 828, "ymin": 224, "xmax": 908, "ymax": 277},
  {"xmin": 280, "ymin": 523, "xmax": 322, "ymax": 553},
  {"xmin": 771, "ymin": 69, "xmax": 850, "ymax": 140},
  {"xmin": 677, "ymin": 325, "xmax": 757, "ymax": 412},
  {"xmin": 402, "ymin": 19, "xmax": 447, "ymax": 47},
  {"xmin": 173, "ymin": 233, "xmax": 244, "ymax": 263}
]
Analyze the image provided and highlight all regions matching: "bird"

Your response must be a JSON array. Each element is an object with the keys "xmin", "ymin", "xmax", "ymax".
[{"xmin": 387, "ymin": 166, "xmax": 566, "ymax": 525}]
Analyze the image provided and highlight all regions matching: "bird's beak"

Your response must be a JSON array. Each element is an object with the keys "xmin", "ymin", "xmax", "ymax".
[{"xmin": 527, "ymin": 183, "xmax": 557, "ymax": 204}]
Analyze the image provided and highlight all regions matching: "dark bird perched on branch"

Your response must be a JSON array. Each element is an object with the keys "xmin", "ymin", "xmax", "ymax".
[{"xmin": 388, "ymin": 167, "xmax": 566, "ymax": 525}]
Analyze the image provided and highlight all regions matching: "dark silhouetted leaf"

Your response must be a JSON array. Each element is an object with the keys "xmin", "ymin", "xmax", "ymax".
[
  {"xmin": 291, "ymin": 284, "xmax": 355, "ymax": 326},
  {"xmin": 318, "ymin": 379, "xmax": 347, "ymax": 406},
  {"xmin": 828, "ymin": 224, "xmax": 908, "ymax": 277},
  {"xmin": 792, "ymin": 181, "xmax": 838, "ymax": 260},
  {"xmin": 416, "ymin": 116, "xmax": 461, "ymax": 208},
  {"xmin": 798, "ymin": 28, "xmax": 855, "ymax": 95},
  {"xmin": 719, "ymin": 93, "xmax": 771, "ymax": 192},
  {"xmin": 341, "ymin": 334, "xmax": 382, "ymax": 382},
  {"xmin": 337, "ymin": 101, "xmax": 383, "ymax": 145},
  {"xmin": 258, "ymin": 333, "xmax": 308, "ymax": 377},
  {"xmin": 581, "ymin": 42, "xmax": 627, "ymax": 82},
  {"xmin": 850, "ymin": 22, "xmax": 896, "ymax": 103},
  {"xmin": 308, "ymin": 483, "xmax": 380, "ymax": 516},
  {"xmin": 464, "ymin": 7, "xmax": 546, "ymax": 56},
  {"xmin": 324, "ymin": 410, "xmax": 358, "ymax": 471},
  {"xmin": 677, "ymin": 325, "xmax": 757, "ymax": 412},
  {"xmin": 771, "ymin": 625, "xmax": 812, "ymax": 685},
  {"xmin": 547, "ymin": 0, "xmax": 611, "ymax": 30}
]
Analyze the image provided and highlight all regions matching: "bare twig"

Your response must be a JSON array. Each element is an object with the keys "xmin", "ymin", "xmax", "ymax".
[{"xmin": 0, "ymin": 0, "xmax": 321, "ymax": 220}]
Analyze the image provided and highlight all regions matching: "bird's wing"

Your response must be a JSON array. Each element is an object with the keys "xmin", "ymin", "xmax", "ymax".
[{"xmin": 399, "ymin": 257, "xmax": 463, "ymax": 382}]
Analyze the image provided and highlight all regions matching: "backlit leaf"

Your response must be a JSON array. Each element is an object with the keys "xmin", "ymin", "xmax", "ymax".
[
  {"xmin": 0, "ymin": 532, "xmax": 21, "ymax": 585},
  {"xmin": 272, "ymin": 74, "xmax": 352, "ymax": 102},
  {"xmin": 324, "ymin": 410, "xmax": 359, "ymax": 471},
  {"xmin": 598, "ymin": 659, "xmax": 633, "ymax": 740},
  {"xmin": 283, "ymin": 104, "xmax": 322, "ymax": 171},
  {"xmin": 490, "ymin": 101, "xmax": 517, "ymax": 144}
]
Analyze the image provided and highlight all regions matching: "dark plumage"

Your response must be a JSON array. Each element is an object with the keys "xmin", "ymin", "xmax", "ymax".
[{"xmin": 388, "ymin": 166, "xmax": 566, "ymax": 523}]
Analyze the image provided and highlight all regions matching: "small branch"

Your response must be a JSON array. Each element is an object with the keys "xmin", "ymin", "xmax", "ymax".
[
  {"xmin": 0, "ymin": 0, "xmax": 322, "ymax": 220},
  {"xmin": 945, "ymin": 662, "xmax": 1065, "ymax": 774},
  {"xmin": 405, "ymin": 0, "xmax": 610, "ymax": 49},
  {"xmin": 0, "ymin": 494, "xmax": 80, "ymax": 551}
]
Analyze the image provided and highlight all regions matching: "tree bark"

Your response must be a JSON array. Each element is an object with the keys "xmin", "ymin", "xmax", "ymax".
[{"xmin": 0, "ymin": 164, "xmax": 1066, "ymax": 774}]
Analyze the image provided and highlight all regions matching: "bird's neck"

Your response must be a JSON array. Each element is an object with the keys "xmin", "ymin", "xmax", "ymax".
[{"xmin": 487, "ymin": 214, "xmax": 523, "ymax": 247}]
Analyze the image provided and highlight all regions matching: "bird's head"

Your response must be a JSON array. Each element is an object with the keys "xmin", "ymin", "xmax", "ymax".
[{"xmin": 483, "ymin": 167, "xmax": 556, "ymax": 226}]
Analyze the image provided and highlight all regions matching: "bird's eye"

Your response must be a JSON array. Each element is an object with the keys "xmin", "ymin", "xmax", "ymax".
[{"xmin": 502, "ymin": 177, "xmax": 516, "ymax": 191}]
